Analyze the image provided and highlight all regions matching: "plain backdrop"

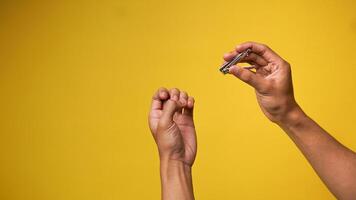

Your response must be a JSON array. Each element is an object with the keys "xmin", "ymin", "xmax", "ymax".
[{"xmin": 1, "ymin": 0, "xmax": 356, "ymax": 199}]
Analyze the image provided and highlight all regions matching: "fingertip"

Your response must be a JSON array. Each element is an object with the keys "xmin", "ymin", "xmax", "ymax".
[
  {"xmin": 172, "ymin": 95, "xmax": 178, "ymax": 101},
  {"xmin": 159, "ymin": 90, "xmax": 169, "ymax": 99},
  {"xmin": 223, "ymin": 52, "xmax": 231, "ymax": 59},
  {"xmin": 169, "ymin": 88, "xmax": 180, "ymax": 101},
  {"xmin": 158, "ymin": 87, "xmax": 168, "ymax": 93},
  {"xmin": 223, "ymin": 51, "xmax": 236, "ymax": 61},
  {"xmin": 228, "ymin": 65, "xmax": 241, "ymax": 75},
  {"xmin": 235, "ymin": 44, "xmax": 244, "ymax": 52},
  {"xmin": 229, "ymin": 65, "xmax": 235, "ymax": 72},
  {"xmin": 187, "ymin": 101, "xmax": 192, "ymax": 108},
  {"xmin": 187, "ymin": 100, "xmax": 192, "ymax": 108},
  {"xmin": 170, "ymin": 93, "xmax": 178, "ymax": 101},
  {"xmin": 187, "ymin": 96, "xmax": 195, "ymax": 109},
  {"xmin": 179, "ymin": 91, "xmax": 188, "ymax": 106}
]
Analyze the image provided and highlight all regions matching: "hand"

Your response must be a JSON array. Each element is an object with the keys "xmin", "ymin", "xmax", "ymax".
[
  {"xmin": 148, "ymin": 88, "xmax": 196, "ymax": 167},
  {"xmin": 223, "ymin": 41, "xmax": 302, "ymax": 124}
]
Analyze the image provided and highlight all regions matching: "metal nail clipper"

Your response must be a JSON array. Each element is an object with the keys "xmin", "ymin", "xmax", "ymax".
[{"xmin": 219, "ymin": 49, "xmax": 252, "ymax": 74}]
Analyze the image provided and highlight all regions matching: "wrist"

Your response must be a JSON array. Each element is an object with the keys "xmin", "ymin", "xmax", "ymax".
[
  {"xmin": 160, "ymin": 158, "xmax": 192, "ymax": 188},
  {"xmin": 276, "ymin": 104, "xmax": 309, "ymax": 131},
  {"xmin": 160, "ymin": 159, "xmax": 194, "ymax": 200},
  {"xmin": 160, "ymin": 158, "xmax": 192, "ymax": 176},
  {"xmin": 158, "ymin": 149, "xmax": 193, "ymax": 167}
]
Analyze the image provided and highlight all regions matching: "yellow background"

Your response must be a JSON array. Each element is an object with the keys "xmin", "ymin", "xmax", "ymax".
[{"xmin": 1, "ymin": 0, "xmax": 356, "ymax": 199}]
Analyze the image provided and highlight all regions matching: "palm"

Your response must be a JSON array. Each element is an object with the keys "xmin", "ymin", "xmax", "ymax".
[
  {"xmin": 150, "ymin": 109, "xmax": 196, "ymax": 166},
  {"xmin": 226, "ymin": 41, "xmax": 298, "ymax": 123},
  {"xmin": 253, "ymin": 62, "xmax": 295, "ymax": 122}
]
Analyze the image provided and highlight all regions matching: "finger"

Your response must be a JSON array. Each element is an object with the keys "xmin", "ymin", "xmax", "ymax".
[
  {"xmin": 159, "ymin": 99, "xmax": 182, "ymax": 128},
  {"xmin": 223, "ymin": 51, "xmax": 238, "ymax": 62},
  {"xmin": 179, "ymin": 91, "xmax": 188, "ymax": 107},
  {"xmin": 240, "ymin": 52, "xmax": 268, "ymax": 66},
  {"xmin": 223, "ymin": 51, "xmax": 267, "ymax": 68},
  {"xmin": 151, "ymin": 87, "xmax": 169, "ymax": 111},
  {"xmin": 169, "ymin": 88, "xmax": 180, "ymax": 101},
  {"xmin": 229, "ymin": 65, "xmax": 263, "ymax": 89},
  {"xmin": 184, "ymin": 96, "xmax": 195, "ymax": 117},
  {"xmin": 244, "ymin": 65, "xmax": 257, "ymax": 70},
  {"xmin": 236, "ymin": 42, "xmax": 282, "ymax": 63}
]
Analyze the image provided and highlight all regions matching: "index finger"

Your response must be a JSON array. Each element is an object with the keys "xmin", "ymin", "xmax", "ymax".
[
  {"xmin": 151, "ymin": 87, "xmax": 169, "ymax": 111},
  {"xmin": 236, "ymin": 42, "xmax": 283, "ymax": 63}
]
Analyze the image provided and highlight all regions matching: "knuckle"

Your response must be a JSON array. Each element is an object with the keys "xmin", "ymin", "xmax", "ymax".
[
  {"xmin": 152, "ymin": 92, "xmax": 159, "ymax": 99},
  {"xmin": 170, "ymin": 88, "xmax": 180, "ymax": 93},
  {"xmin": 181, "ymin": 91, "xmax": 188, "ymax": 97},
  {"xmin": 281, "ymin": 60, "xmax": 291, "ymax": 70},
  {"xmin": 158, "ymin": 87, "xmax": 167, "ymax": 91},
  {"xmin": 283, "ymin": 60, "xmax": 291, "ymax": 67},
  {"xmin": 260, "ymin": 43, "xmax": 269, "ymax": 49}
]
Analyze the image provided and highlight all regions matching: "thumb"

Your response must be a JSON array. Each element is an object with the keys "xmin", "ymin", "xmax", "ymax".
[
  {"xmin": 159, "ymin": 99, "xmax": 182, "ymax": 128},
  {"xmin": 229, "ymin": 65, "xmax": 262, "ymax": 89}
]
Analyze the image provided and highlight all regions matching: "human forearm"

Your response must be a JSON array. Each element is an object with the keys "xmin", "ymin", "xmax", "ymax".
[
  {"xmin": 160, "ymin": 159, "xmax": 195, "ymax": 200},
  {"xmin": 225, "ymin": 42, "xmax": 356, "ymax": 199},
  {"xmin": 149, "ymin": 88, "xmax": 197, "ymax": 200},
  {"xmin": 278, "ymin": 106, "xmax": 356, "ymax": 200}
]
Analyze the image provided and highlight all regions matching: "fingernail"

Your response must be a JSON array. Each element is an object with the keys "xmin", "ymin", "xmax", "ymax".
[
  {"xmin": 188, "ymin": 101, "xmax": 192, "ymax": 107},
  {"xmin": 172, "ymin": 95, "xmax": 178, "ymax": 101},
  {"xmin": 229, "ymin": 66, "xmax": 236, "ymax": 72}
]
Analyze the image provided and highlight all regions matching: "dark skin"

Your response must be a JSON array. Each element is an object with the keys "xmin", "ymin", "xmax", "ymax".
[
  {"xmin": 226, "ymin": 42, "xmax": 356, "ymax": 200},
  {"xmin": 148, "ymin": 41, "xmax": 356, "ymax": 200},
  {"xmin": 149, "ymin": 88, "xmax": 196, "ymax": 200}
]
